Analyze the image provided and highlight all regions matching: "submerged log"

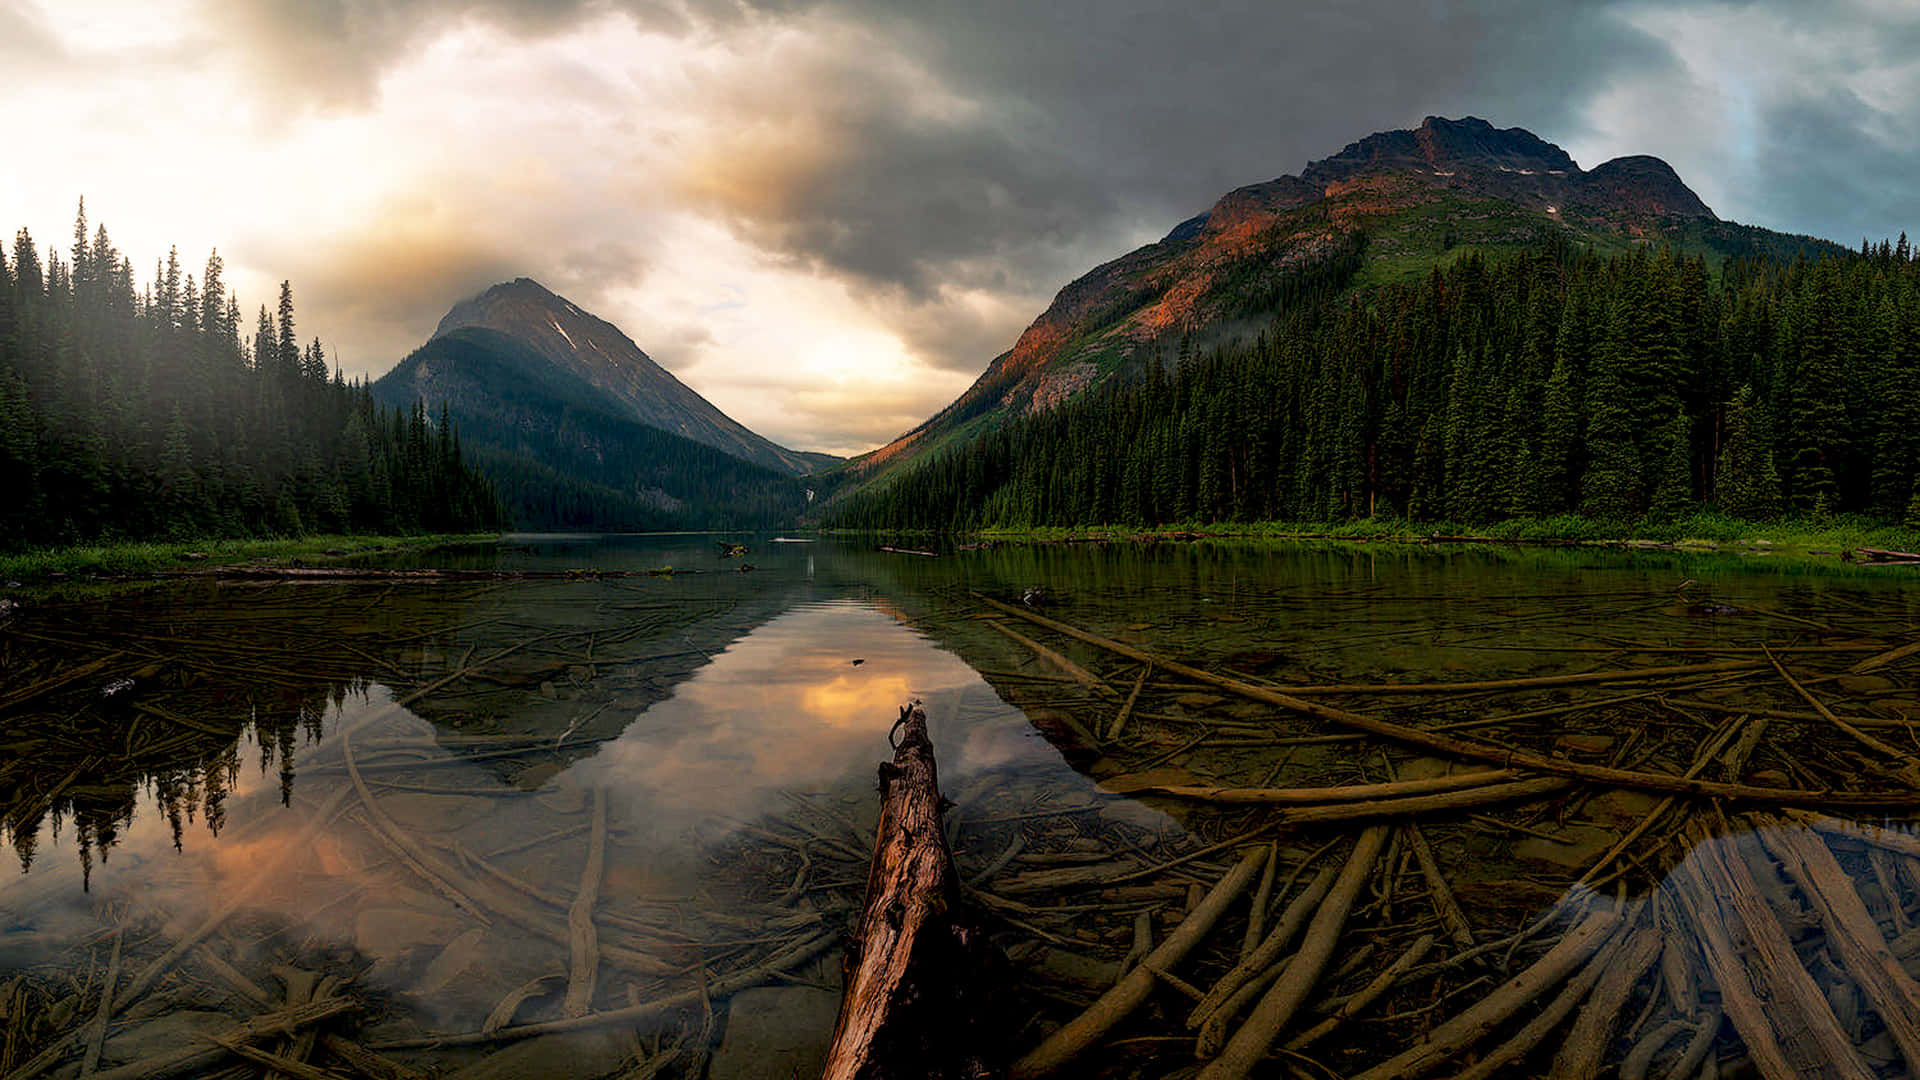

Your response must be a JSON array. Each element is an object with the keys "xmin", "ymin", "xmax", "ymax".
[{"xmin": 822, "ymin": 704, "xmax": 1004, "ymax": 1080}]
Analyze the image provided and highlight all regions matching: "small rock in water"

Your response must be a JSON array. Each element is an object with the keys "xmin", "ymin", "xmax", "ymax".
[
  {"xmin": 1689, "ymin": 602, "xmax": 1741, "ymax": 616},
  {"xmin": 1020, "ymin": 586, "xmax": 1050, "ymax": 607},
  {"xmin": 98, "ymin": 677, "xmax": 139, "ymax": 707},
  {"xmin": 850, "ymin": 658, "xmax": 865, "ymax": 666},
  {"xmin": 709, "ymin": 987, "xmax": 840, "ymax": 1080}
]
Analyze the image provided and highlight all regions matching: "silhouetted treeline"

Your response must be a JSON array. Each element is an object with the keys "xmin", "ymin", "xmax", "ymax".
[
  {"xmin": 0, "ymin": 201, "xmax": 502, "ymax": 549},
  {"xmin": 830, "ymin": 235, "xmax": 1920, "ymax": 529}
]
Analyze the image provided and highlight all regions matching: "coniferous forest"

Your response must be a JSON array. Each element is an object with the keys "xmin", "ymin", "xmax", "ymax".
[
  {"xmin": 0, "ymin": 202, "xmax": 502, "ymax": 551},
  {"xmin": 826, "ymin": 236, "xmax": 1920, "ymax": 532}
]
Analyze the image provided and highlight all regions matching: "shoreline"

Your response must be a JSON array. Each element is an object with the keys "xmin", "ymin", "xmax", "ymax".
[
  {"xmin": 0, "ymin": 533, "xmax": 502, "ymax": 585},
  {"xmin": 840, "ymin": 512, "xmax": 1920, "ymax": 569}
]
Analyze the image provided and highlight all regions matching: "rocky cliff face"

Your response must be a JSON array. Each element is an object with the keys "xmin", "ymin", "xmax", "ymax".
[
  {"xmin": 849, "ymin": 116, "xmax": 1722, "ymax": 478},
  {"xmin": 1302, "ymin": 117, "xmax": 1713, "ymax": 218},
  {"xmin": 431, "ymin": 278, "xmax": 834, "ymax": 475}
]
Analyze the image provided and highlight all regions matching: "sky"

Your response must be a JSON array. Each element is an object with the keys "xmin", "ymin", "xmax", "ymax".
[{"xmin": 4, "ymin": 0, "xmax": 1918, "ymax": 457}]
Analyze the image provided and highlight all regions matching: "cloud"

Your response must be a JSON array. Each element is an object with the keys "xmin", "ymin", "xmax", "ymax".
[
  {"xmin": 10, "ymin": 0, "xmax": 1920, "ymax": 457},
  {"xmin": 195, "ymin": 0, "xmax": 673, "ymax": 112},
  {"xmin": 0, "ymin": 1, "xmax": 63, "ymax": 69},
  {"xmin": 669, "ymin": 14, "xmax": 1114, "ymax": 301},
  {"xmin": 1575, "ymin": 0, "xmax": 1920, "ymax": 245},
  {"xmin": 240, "ymin": 195, "xmax": 527, "ymax": 367}
]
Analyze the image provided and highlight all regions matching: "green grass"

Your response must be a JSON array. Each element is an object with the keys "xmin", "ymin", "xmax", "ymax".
[
  {"xmin": 0, "ymin": 533, "xmax": 502, "ymax": 584},
  {"xmin": 957, "ymin": 512, "xmax": 1920, "ymax": 563}
]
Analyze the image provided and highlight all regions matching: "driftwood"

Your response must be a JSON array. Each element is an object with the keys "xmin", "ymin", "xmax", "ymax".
[
  {"xmin": 1196, "ymin": 826, "xmax": 1389, "ymax": 1074},
  {"xmin": 1548, "ymin": 925, "xmax": 1662, "ymax": 1078},
  {"xmin": 1118, "ymin": 769, "xmax": 1517, "ymax": 804},
  {"xmin": 84, "ymin": 997, "xmax": 359, "ymax": 1080},
  {"xmin": 1853, "ymin": 547, "xmax": 1920, "ymax": 563},
  {"xmin": 1765, "ymin": 646, "xmax": 1920, "ymax": 782},
  {"xmin": 1344, "ymin": 906, "xmax": 1620, "ymax": 1080},
  {"xmin": 1188, "ymin": 863, "xmax": 1339, "ymax": 1032},
  {"xmin": 821, "ymin": 704, "xmax": 1003, "ymax": 1080},
  {"xmin": 969, "ymin": 593, "xmax": 1920, "ymax": 808},
  {"xmin": 984, "ymin": 621, "xmax": 1116, "ymax": 699},
  {"xmin": 1757, "ymin": 820, "xmax": 1920, "ymax": 1071},
  {"xmin": 1009, "ymin": 846, "xmax": 1270, "ymax": 1078},
  {"xmin": 371, "ymin": 929, "xmax": 839, "ymax": 1048},
  {"xmin": 562, "ymin": 787, "xmax": 608, "ymax": 1017},
  {"xmin": 1664, "ymin": 825, "xmax": 1875, "ymax": 1080},
  {"xmin": 1285, "ymin": 933, "xmax": 1436, "ymax": 1051}
]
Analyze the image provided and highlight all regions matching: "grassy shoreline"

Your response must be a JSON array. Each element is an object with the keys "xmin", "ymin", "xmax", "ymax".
[
  {"xmin": 938, "ymin": 511, "xmax": 1920, "ymax": 561},
  {"xmin": 0, "ymin": 533, "xmax": 502, "ymax": 584}
]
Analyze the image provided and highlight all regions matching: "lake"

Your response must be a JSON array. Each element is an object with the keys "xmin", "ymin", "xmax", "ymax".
[{"xmin": 4, "ymin": 533, "xmax": 1920, "ymax": 1079}]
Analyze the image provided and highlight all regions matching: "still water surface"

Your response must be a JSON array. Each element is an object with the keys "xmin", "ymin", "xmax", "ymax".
[{"xmin": 4, "ymin": 534, "xmax": 1920, "ymax": 1078}]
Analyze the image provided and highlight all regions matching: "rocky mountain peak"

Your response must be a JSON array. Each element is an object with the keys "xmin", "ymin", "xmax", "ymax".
[
  {"xmin": 424, "ymin": 279, "xmax": 833, "ymax": 475},
  {"xmin": 1303, "ymin": 115, "xmax": 1578, "ymax": 186}
]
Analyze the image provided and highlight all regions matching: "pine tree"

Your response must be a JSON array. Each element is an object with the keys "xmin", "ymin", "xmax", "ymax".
[
  {"xmin": 1580, "ymin": 358, "xmax": 1639, "ymax": 520},
  {"xmin": 1715, "ymin": 385, "xmax": 1782, "ymax": 520},
  {"xmin": 1648, "ymin": 413, "xmax": 1693, "ymax": 520},
  {"xmin": 1531, "ymin": 353, "xmax": 1582, "ymax": 512}
]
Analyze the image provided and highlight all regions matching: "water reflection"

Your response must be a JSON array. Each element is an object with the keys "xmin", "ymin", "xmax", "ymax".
[{"xmin": 5, "ymin": 534, "xmax": 1920, "ymax": 1078}]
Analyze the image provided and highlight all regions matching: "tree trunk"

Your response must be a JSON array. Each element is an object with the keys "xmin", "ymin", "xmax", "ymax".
[{"xmin": 822, "ymin": 704, "xmax": 1004, "ymax": 1080}]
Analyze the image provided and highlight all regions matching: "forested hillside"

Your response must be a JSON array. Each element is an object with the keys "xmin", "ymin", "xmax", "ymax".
[
  {"xmin": 826, "ymin": 236, "xmax": 1920, "ymax": 530},
  {"xmin": 0, "ymin": 202, "xmax": 501, "ymax": 550},
  {"xmin": 375, "ymin": 328, "xmax": 811, "ymax": 531}
]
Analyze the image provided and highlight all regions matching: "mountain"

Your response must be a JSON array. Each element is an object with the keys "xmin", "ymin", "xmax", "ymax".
[
  {"xmin": 837, "ymin": 116, "xmax": 1844, "ymax": 489},
  {"xmin": 373, "ymin": 326, "xmax": 810, "ymax": 531},
  {"xmin": 430, "ymin": 278, "xmax": 836, "ymax": 475}
]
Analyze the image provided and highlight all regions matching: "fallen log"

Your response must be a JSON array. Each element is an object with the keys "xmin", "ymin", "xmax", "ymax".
[
  {"xmin": 983, "ymin": 620, "xmax": 1116, "ymax": 699},
  {"xmin": 1757, "ymin": 819, "xmax": 1920, "ymax": 1073},
  {"xmin": 1854, "ymin": 548, "xmax": 1920, "ymax": 564},
  {"xmin": 1195, "ymin": 826, "xmax": 1389, "ymax": 1073},
  {"xmin": 822, "ymin": 703, "xmax": 1005, "ymax": 1080},
  {"xmin": 1764, "ymin": 646, "xmax": 1920, "ymax": 783},
  {"xmin": 1664, "ymin": 825, "xmax": 1874, "ymax": 1080},
  {"xmin": 1010, "ymin": 845, "xmax": 1270, "ymax": 1078},
  {"xmin": 1188, "ymin": 862, "xmax": 1340, "ymax": 1032},
  {"xmin": 1342, "ymin": 906, "xmax": 1620, "ymax": 1080},
  {"xmin": 1548, "ymin": 925, "xmax": 1663, "ymax": 1078},
  {"xmin": 1118, "ymin": 769, "xmax": 1518, "ymax": 804},
  {"xmin": 969, "ymin": 594, "xmax": 1920, "ymax": 809}
]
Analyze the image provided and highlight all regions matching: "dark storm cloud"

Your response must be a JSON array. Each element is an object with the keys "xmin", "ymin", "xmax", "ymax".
[
  {"xmin": 1751, "ymin": 91, "xmax": 1920, "ymax": 246},
  {"xmin": 832, "ymin": 0, "xmax": 1671, "ymax": 220},
  {"xmin": 195, "ymin": 0, "xmax": 1920, "ymax": 389},
  {"xmin": 663, "ymin": 0, "xmax": 1687, "ymax": 325},
  {"xmin": 202, "ymin": 0, "xmax": 1677, "ymax": 303}
]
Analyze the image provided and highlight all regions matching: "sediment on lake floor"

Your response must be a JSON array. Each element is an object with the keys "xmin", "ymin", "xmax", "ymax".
[{"xmin": 6, "ymin": 557, "xmax": 1920, "ymax": 1079}]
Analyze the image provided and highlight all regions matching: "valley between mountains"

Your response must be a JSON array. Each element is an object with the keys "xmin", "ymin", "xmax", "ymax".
[{"xmin": 371, "ymin": 115, "xmax": 1911, "ymax": 543}]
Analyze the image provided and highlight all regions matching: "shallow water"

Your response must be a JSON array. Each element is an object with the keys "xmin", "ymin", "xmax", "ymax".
[{"xmin": 4, "ymin": 534, "xmax": 1920, "ymax": 1078}]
